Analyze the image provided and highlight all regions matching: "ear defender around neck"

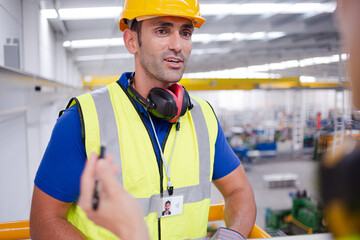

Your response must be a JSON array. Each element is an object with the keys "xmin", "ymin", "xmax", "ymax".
[{"xmin": 127, "ymin": 72, "xmax": 192, "ymax": 123}]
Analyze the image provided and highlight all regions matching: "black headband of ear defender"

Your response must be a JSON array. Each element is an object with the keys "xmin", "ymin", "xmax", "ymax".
[{"xmin": 127, "ymin": 72, "xmax": 192, "ymax": 123}]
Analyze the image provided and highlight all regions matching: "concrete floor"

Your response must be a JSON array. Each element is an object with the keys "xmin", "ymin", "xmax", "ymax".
[{"xmin": 209, "ymin": 151, "xmax": 321, "ymax": 229}]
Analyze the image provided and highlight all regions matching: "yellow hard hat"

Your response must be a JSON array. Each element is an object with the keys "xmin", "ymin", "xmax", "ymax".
[{"xmin": 119, "ymin": 0, "xmax": 206, "ymax": 32}]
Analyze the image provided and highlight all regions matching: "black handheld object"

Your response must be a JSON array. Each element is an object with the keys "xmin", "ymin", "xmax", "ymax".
[{"xmin": 92, "ymin": 146, "xmax": 106, "ymax": 210}]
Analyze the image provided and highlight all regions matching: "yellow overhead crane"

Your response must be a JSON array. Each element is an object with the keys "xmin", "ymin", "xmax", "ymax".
[{"xmin": 83, "ymin": 76, "xmax": 348, "ymax": 91}]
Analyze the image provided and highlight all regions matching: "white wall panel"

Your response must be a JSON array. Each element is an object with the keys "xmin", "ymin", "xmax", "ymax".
[
  {"xmin": 55, "ymin": 40, "xmax": 67, "ymax": 84},
  {"xmin": 0, "ymin": 0, "xmax": 22, "ymax": 67},
  {"xmin": 0, "ymin": 113, "xmax": 31, "ymax": 221},
  {"xmin": 26, "ymin": 102, "xmax": 64, "ymax": 197},
  {"xmin": 39, "ymin": 13, "xmax": 55, "ymax": 79},
  {"xmin": 0, "ymin": 0, "xmax": 85, "ymax": 222},
  {"xmin": 26, "ymin": 118, "xmax": 42, "ymax": 195},
  {"xmin": 22, "ymin": 0, "xmax": 40, "ymax": 74},
  {"xmin": 0, "ymin": 68, "xmax": 86, "ymax": 222}
]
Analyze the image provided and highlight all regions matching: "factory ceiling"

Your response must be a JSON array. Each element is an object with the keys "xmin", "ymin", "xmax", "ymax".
[{"xmin": 40, "ymin": 0, "xmax": 343, "ymax": 83}]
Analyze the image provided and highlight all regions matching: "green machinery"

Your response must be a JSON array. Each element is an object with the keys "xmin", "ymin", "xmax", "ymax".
[{"xmin": 265, "ymin": 190, "xmax": 327, "ymax": 236}]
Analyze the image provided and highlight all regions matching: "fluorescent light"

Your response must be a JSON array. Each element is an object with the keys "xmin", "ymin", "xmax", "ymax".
[
  {"xmin": 192, "ymin": 48, "xmax": 231, "ymax": 55},
  {"xmin": 285, "ymin": 3, "xmax": 335, "ymax": 14},
  {"xmin": 247, "ymin": 54, "xmax": 348, "ymax": 72},
  {"xmin": 299, "ymin": 54, "xmax": 348, "ymax": 67},
  {"xmin": 300, "ymin": 76, "xmax": 316, "ymax": 83},
  {"xmin": 184, "ymin": 54, "xmax": 348, "ymax": 79},
  {"xmin": 192, "ymin": 32, "xmax": 285, "ymax": 44},
  {"xmin": 41, "ymin": 9, "xmax": 58, "ymax": 19},
  {"xmin": 41, "ymin": 3, "xmax": 335, "ymax": 20},
  {"xmin": 267, "ymin": 32, "xmax": 286, "ymax": 39},
  {"xmin": 76, "ymin": 53, "xmax": 132, "ymax": 61},
  {"xmin": 84, "ymin": 76, "xmax": 93, "ymax": 82},
  {"xmin": 191, "ymin": 34, "xmax": 213, "ymax": 44},
  {"xmin": 63, "ymin": 38, "xmax": 124, "ymax": 48},
  {"xmin": 200, "ymin": 3, "xmax": 336, "ymax": 16},
  {"xmin": 63, "ymin": 41, "xmax": 71, "ymax": 47},
  {"xmin": 185, "ymin": 70, "xmax": 281, "ymax": 79},
  {"xmin": 58, "ymin": 7, "xmax": 122, "ymax": 20}
]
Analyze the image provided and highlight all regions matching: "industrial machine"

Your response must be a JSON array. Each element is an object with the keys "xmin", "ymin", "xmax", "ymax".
[{"xmin": 265, "ymin": 190, "xmax": 327, "ymax": 236}]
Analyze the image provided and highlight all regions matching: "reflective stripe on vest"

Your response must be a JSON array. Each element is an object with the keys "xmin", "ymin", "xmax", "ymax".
[
  {"xmin": 66, "ymin": 82, "xmax": 218, "ymax": 240},
  {"xmin": 90, "ymin": 87, "xmax": 123, "ymax": 184}
]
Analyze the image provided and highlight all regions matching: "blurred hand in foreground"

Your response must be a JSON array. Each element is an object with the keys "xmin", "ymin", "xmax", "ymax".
[{"xmin": 78, "ymin": 152, "xmax": 150, "ymax": 240}]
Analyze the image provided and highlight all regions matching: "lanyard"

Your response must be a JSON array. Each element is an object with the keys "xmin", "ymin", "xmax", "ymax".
[{"xmin": 148, "ymin": 113, "xmax": 180, "ymax": 195}]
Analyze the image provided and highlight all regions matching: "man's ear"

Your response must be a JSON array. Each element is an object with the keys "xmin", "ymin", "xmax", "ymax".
[{"xmin": 123, "ymin": 29, "xmax": 139, "ymax": 54}]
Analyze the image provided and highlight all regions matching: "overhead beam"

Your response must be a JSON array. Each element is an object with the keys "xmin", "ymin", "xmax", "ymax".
[
  {"xmin": 83, "ymin": 76, "xmax": 348, "ymax": 91},
  {"xmin": 180, "ymin": 77, "xmax": 301, "ymax": 90}
]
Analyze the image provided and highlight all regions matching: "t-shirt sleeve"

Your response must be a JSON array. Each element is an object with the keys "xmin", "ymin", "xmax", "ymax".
[
  {"xmin": 34, "ymin": 104, "xmax": 86, "ymax": 203},
  {"xmin": 212, "ymin": 120, "xmax": 241, "ymax": 180}
]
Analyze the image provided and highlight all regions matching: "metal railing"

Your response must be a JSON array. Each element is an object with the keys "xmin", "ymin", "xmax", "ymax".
[{"xmin": 0, "ymin": 202, "xmax": 271, "ymax": 239}]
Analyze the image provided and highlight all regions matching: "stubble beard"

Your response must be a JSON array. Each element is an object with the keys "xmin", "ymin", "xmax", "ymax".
[{"xmin": 139, "ymin": 49, "xmax": 188, "ymax": 84}]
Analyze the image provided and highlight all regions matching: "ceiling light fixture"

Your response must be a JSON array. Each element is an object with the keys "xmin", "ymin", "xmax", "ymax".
[
  {"xmin": 184, "ymin": 54, "xmax": 348, "ymax": 79},
  {"xmin": 63, "ymin": 38, "xmax": 124, "ymax": 48},
  {"xmin": 40, "ymin": 9, "xmax": 58, "ymax": 19},
  {"xmin": 192, "ymin": 32, "xmax": 285, "ymax": 44},
  {"xmin": 201, "ymin": 3, "xmax": 336, "ymax": 16},
  {"xmin": 59, "ymin": 7, "xmax": 122, "ymax": 20},
  {"xmin": 300, "ymin": 76, "xmax": 316, "ymax": 83},
  {"xmin": 76, "ymin": 53, "xmax": 132, "ymax": 61}
]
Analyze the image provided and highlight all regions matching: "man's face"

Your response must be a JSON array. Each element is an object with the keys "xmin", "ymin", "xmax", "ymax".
[
  {"xmin": 165, "ymin": 202, "xmax": 170, "ymax": 211},
  {"xmin": 136, "ymin": 16, "xmax": 194, "ymax": 84}
]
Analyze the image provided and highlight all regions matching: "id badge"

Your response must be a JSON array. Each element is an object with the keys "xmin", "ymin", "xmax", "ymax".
[{"xmin": 158, "ymin": 195, "xmax": 184, "ymax": 218}]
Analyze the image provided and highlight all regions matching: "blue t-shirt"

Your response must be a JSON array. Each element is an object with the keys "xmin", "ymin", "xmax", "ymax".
[{"xmin": 35, "ymin": 72, "xmax": 240, "ymax": 203}]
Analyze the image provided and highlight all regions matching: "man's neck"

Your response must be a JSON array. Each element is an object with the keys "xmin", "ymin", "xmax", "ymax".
[{"xmin": 132, "ymin": 69, "xmax": 171, "ymax": 99}]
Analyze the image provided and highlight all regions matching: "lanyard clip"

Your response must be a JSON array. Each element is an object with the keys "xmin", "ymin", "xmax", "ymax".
[
  {"xmin": 167, "ymin": 180, "xmax": 173, "ymax": 195},
  {"xmin": 167, "ymin": 186, "xmax": 174, "ymax": 196}
]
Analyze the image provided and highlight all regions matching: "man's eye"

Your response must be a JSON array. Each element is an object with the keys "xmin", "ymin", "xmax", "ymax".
[
  {"xmin": 182, "ymin": 31, "xmax": 192, "ymax": 38},
  {"xmin": 156, "ymin": 29, "xmax": 167, "ymax": 34}
]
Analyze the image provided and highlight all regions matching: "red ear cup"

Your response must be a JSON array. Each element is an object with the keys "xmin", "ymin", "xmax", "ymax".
[
  {"xmin": 169, "ymin": 84, "xmax": 184, "ymax": 122},
  {"xmin": 179, "ymin": 86, "xmax": 191, "ymax": 116}
]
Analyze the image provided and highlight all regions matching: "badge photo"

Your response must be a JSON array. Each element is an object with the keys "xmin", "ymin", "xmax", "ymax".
[{"xmin": 159, "ymin": 195, "xmax": 184, "ymax": 218}]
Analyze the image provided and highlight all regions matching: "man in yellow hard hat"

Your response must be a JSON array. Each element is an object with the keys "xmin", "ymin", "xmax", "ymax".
[{"xmin": 30, "ymin": 0, "xmax": 256, "ymax": 239}]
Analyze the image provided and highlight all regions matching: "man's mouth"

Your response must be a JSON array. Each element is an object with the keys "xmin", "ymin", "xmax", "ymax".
[{"xmin": 165, "ymin": 57, "xmax": 183, "ymax": 64}]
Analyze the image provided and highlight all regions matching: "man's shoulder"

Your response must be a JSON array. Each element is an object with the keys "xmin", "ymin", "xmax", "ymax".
[
  {"xmin": 58, "ymin": 104, "xmax": 80, "ymax": 124},
  {"xmin": 190, "ymin": 95, "xmax": 208, "ymax": 105},
  {"xmin": 190, "ymin": 95, "xmax": 215, "ymax": 114}
]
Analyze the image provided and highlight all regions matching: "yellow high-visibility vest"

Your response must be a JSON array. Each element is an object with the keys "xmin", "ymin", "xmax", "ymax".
[{"xmin": 66, "ymin": 81, "xmax": 218, "ymax": 240}]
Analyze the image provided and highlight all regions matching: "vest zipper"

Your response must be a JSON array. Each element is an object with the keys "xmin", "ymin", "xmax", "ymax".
[{"xmin": 161, "ymin": 124, "xmax": 173, "ymax": 152}]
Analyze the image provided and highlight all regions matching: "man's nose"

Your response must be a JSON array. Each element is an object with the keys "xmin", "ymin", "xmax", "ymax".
[{"xmin": 168, "ymin": 32, "xmax": 182, "ymax": 52}]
